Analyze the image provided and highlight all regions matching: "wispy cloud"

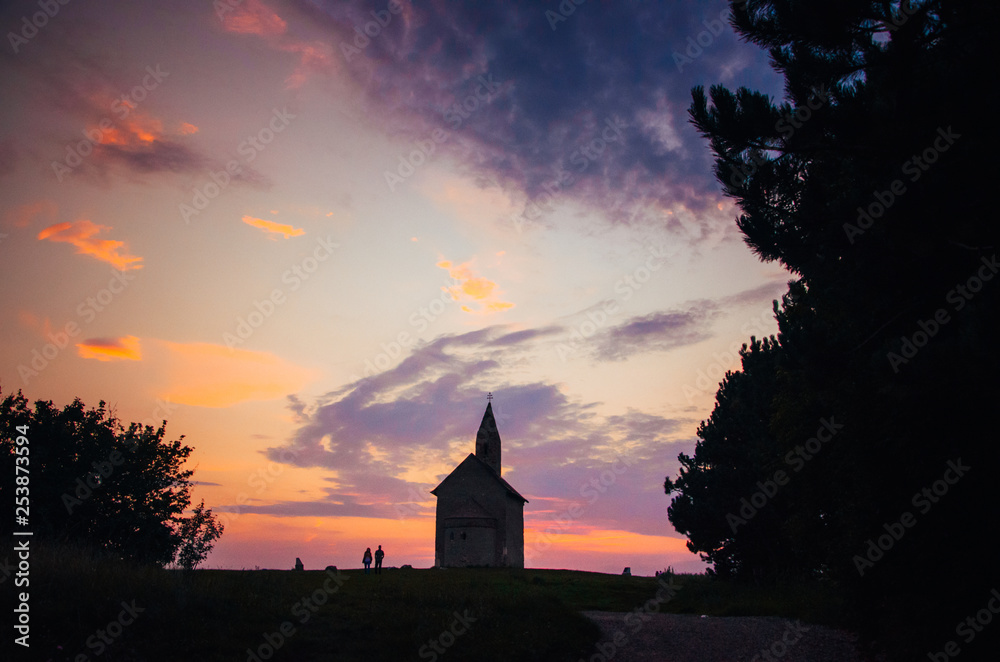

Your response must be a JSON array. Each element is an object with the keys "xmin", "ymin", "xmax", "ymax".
[
  {"xmin": 77, "ymin": 336, "xmax": 142, "ymax": 362},
  {"xmin": 255, "ymin": 326, "xmax": 689, "ymax": 534},
  {"xmin": 4, "ymin": 200, "xmax": 58, "ymax": 229},
  {"xmin": 241, "ymin": 215, "xmax": 306, "ymax": 238},
  {"xmin": 37, "ymin": 220, "xmax": 143, "ymax": 271},
  {"xmin": 219, "ymin": 0, "xmax": 287, "ymax": 36},
  {"xmin": 221, "ymin": 0, "xmax": 337, "ymax": 89},
  {"xmin": 591, "ymin": 305, "xmax": 720, "ymax": 362}
]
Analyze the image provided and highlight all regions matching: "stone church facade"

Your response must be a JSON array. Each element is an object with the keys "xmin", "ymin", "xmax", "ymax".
[{"xmin": 431, "ymin": 399, "xmax": 527, "ymax": 568}]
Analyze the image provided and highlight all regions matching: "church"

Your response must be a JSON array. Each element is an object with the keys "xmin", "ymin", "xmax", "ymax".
[{"xmin": 430, "ymin": 396, "xmax": 528, "ymax": 568}]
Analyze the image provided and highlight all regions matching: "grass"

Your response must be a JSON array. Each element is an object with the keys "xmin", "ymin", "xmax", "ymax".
[{"xmin": 30, "ymin": 545, "xmax": 849, "ymax": 661}]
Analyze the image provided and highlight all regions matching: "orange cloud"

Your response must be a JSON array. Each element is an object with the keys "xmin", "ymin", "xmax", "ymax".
[
  {"xmin": 5, "ymin": 200, "xmax": 57, "ymax": 229},
  {"xmin": 437, "ymin": 260, "xmax": 514, "ymax": 314},
  {"xmin": 96, "ymin": 114, "xmax": 164, "ymax": 147},
  {"xmin": 159, "ymin": 341, "xmax": 317, "ymax": 408},
  {"xmin": 241, "ymin": 215, "xmax": 305, "ymax": 238},
  {"xmin": 77, "ymin": 336, "xmax": 142, "ymax": 362},
  {"xmin": 220, "ymin": 0, "xmax": 287, "ymax": 36},
  {"xmin": 37, "ymin": 220, "xmax": 143, "ymax": 271},
  {"xmin": 219, "ymin": 0, "xmax": 335, "ymax": 89},
  {"xmin": 77, "ymin": 91, "xmax": 196, "ymax": 152}
]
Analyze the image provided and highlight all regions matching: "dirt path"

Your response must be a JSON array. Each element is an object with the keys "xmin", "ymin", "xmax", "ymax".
[{"xmin": 581, "ymin": 611, "xmax": 870, "ymax": 662}]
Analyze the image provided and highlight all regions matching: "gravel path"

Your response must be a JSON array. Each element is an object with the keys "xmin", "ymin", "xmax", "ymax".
[{"xmin": 581, "ymin": 612, "xmax": 870, "ymax": 662}]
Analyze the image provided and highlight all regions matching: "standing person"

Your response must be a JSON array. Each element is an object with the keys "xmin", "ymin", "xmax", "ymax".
[
  {"xmin": 363, "ymin": 547, "xmax": 372, "ymax": 575},
  {"xmin": 374, "ymin": 545, "xmax": 384, "ymax": 574}
]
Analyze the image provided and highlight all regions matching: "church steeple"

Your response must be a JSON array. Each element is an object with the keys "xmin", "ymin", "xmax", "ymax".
[{"xmin": 475, "ymin": 394, "xmax": 502, "ymax": 474}]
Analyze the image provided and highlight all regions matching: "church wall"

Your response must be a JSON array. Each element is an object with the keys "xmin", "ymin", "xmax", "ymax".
[
  {"xmin": 504, "ymin": 493, "xmax": 525, "ymax": 568},
  {"xmin": 434, "ymin": 459, "xmax": 512, "ymax": 567}
]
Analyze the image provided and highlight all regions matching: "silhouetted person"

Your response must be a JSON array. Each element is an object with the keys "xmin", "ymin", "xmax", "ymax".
[
  {"xmin": 374, "ymin": 545, "xmax": 384, "ymax": 574},
  {"xmin": 363, "ymin": 547, "xmax": 372, "ymax": 574}
]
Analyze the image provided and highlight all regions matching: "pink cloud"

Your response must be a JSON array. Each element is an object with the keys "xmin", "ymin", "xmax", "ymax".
[
  {"xmin": 219, "ymin": 0, "xmax": 287, "ymax": 36},
  {"xmin": 5, "ymin": 200, "xmax": 57, "ymax": 229},
  {"xmin": 219, "ymin": 0, "xmax": 336, "ymax": 89}
]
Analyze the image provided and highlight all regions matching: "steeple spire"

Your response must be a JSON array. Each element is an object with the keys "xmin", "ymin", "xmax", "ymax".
[{"xmin": 475, "ymin": 396, "xmax": 502, "ymax": 474}]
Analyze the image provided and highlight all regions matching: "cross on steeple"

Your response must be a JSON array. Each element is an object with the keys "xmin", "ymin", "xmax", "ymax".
[{"xmin": 487, "ymin": 392, "xmax": 493, "ymax": 402}]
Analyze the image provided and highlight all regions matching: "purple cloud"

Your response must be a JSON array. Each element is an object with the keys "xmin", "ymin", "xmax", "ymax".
[
  {"xmin": 294, "ymin": 0, "xmax": 782, "ymax": 228},
  {"xmin": 254, "ymin": 324, "xmax": 692, "ymax": 534},
  {"xmin": 591, "ymin": 305, "xmax": 719, "ymax": 362}
]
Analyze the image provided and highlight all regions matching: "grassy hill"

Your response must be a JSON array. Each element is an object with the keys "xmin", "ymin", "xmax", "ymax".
[{"xmin": 28, "ymin": 545, "xmax": 848, "ymax": 661}]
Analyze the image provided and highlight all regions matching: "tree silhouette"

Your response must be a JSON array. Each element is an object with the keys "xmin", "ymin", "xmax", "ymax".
[
  {"xmin": 1, "ymin": 388, "xmax": 223, "ymax": 568},
  {"xmin": 667, "ymin": 1, "xmax": 999, "ymax": 656}
]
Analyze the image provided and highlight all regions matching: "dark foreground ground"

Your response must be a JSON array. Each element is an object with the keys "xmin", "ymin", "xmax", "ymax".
[
  {"xmin": 23, "ymin": 545, "xmax": 876, "ymax": 661},
  {"xmin": 583, "ymin": 611, "xmax": 868, "ymax": 662}
]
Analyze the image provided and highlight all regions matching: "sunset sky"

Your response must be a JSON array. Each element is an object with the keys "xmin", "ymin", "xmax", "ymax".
[{"xmin": 0, "ymin": 0, "xmax": 789, "ymax": 574}]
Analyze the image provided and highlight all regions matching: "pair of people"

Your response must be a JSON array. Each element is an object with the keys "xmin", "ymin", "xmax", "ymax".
[{"xmin": 362, "ymin": 545, "xmax": 385, "ymax": 574}]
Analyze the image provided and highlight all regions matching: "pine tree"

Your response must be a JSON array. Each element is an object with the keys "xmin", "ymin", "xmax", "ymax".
[{"xmin": 669, "ymin": 1, "xmax": 1000, "ymax": 656}]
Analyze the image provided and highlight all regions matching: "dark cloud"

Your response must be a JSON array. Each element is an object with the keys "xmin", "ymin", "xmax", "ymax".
[
  {"xmin": 296, "ymin": 0, "xmax": 782, "ymax": 228},
  {"xmin": 1, "ymin": 34, "xmax": 271, "ymax": 187}
]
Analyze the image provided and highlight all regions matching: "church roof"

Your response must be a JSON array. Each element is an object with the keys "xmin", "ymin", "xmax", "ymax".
[
  {"xmin": 476, "ymin": 401, "xmax": 502, "ymax": 451},
  {"xmin": 430, "ymin": 453, "xmax": 529, "ymax": 503}
]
